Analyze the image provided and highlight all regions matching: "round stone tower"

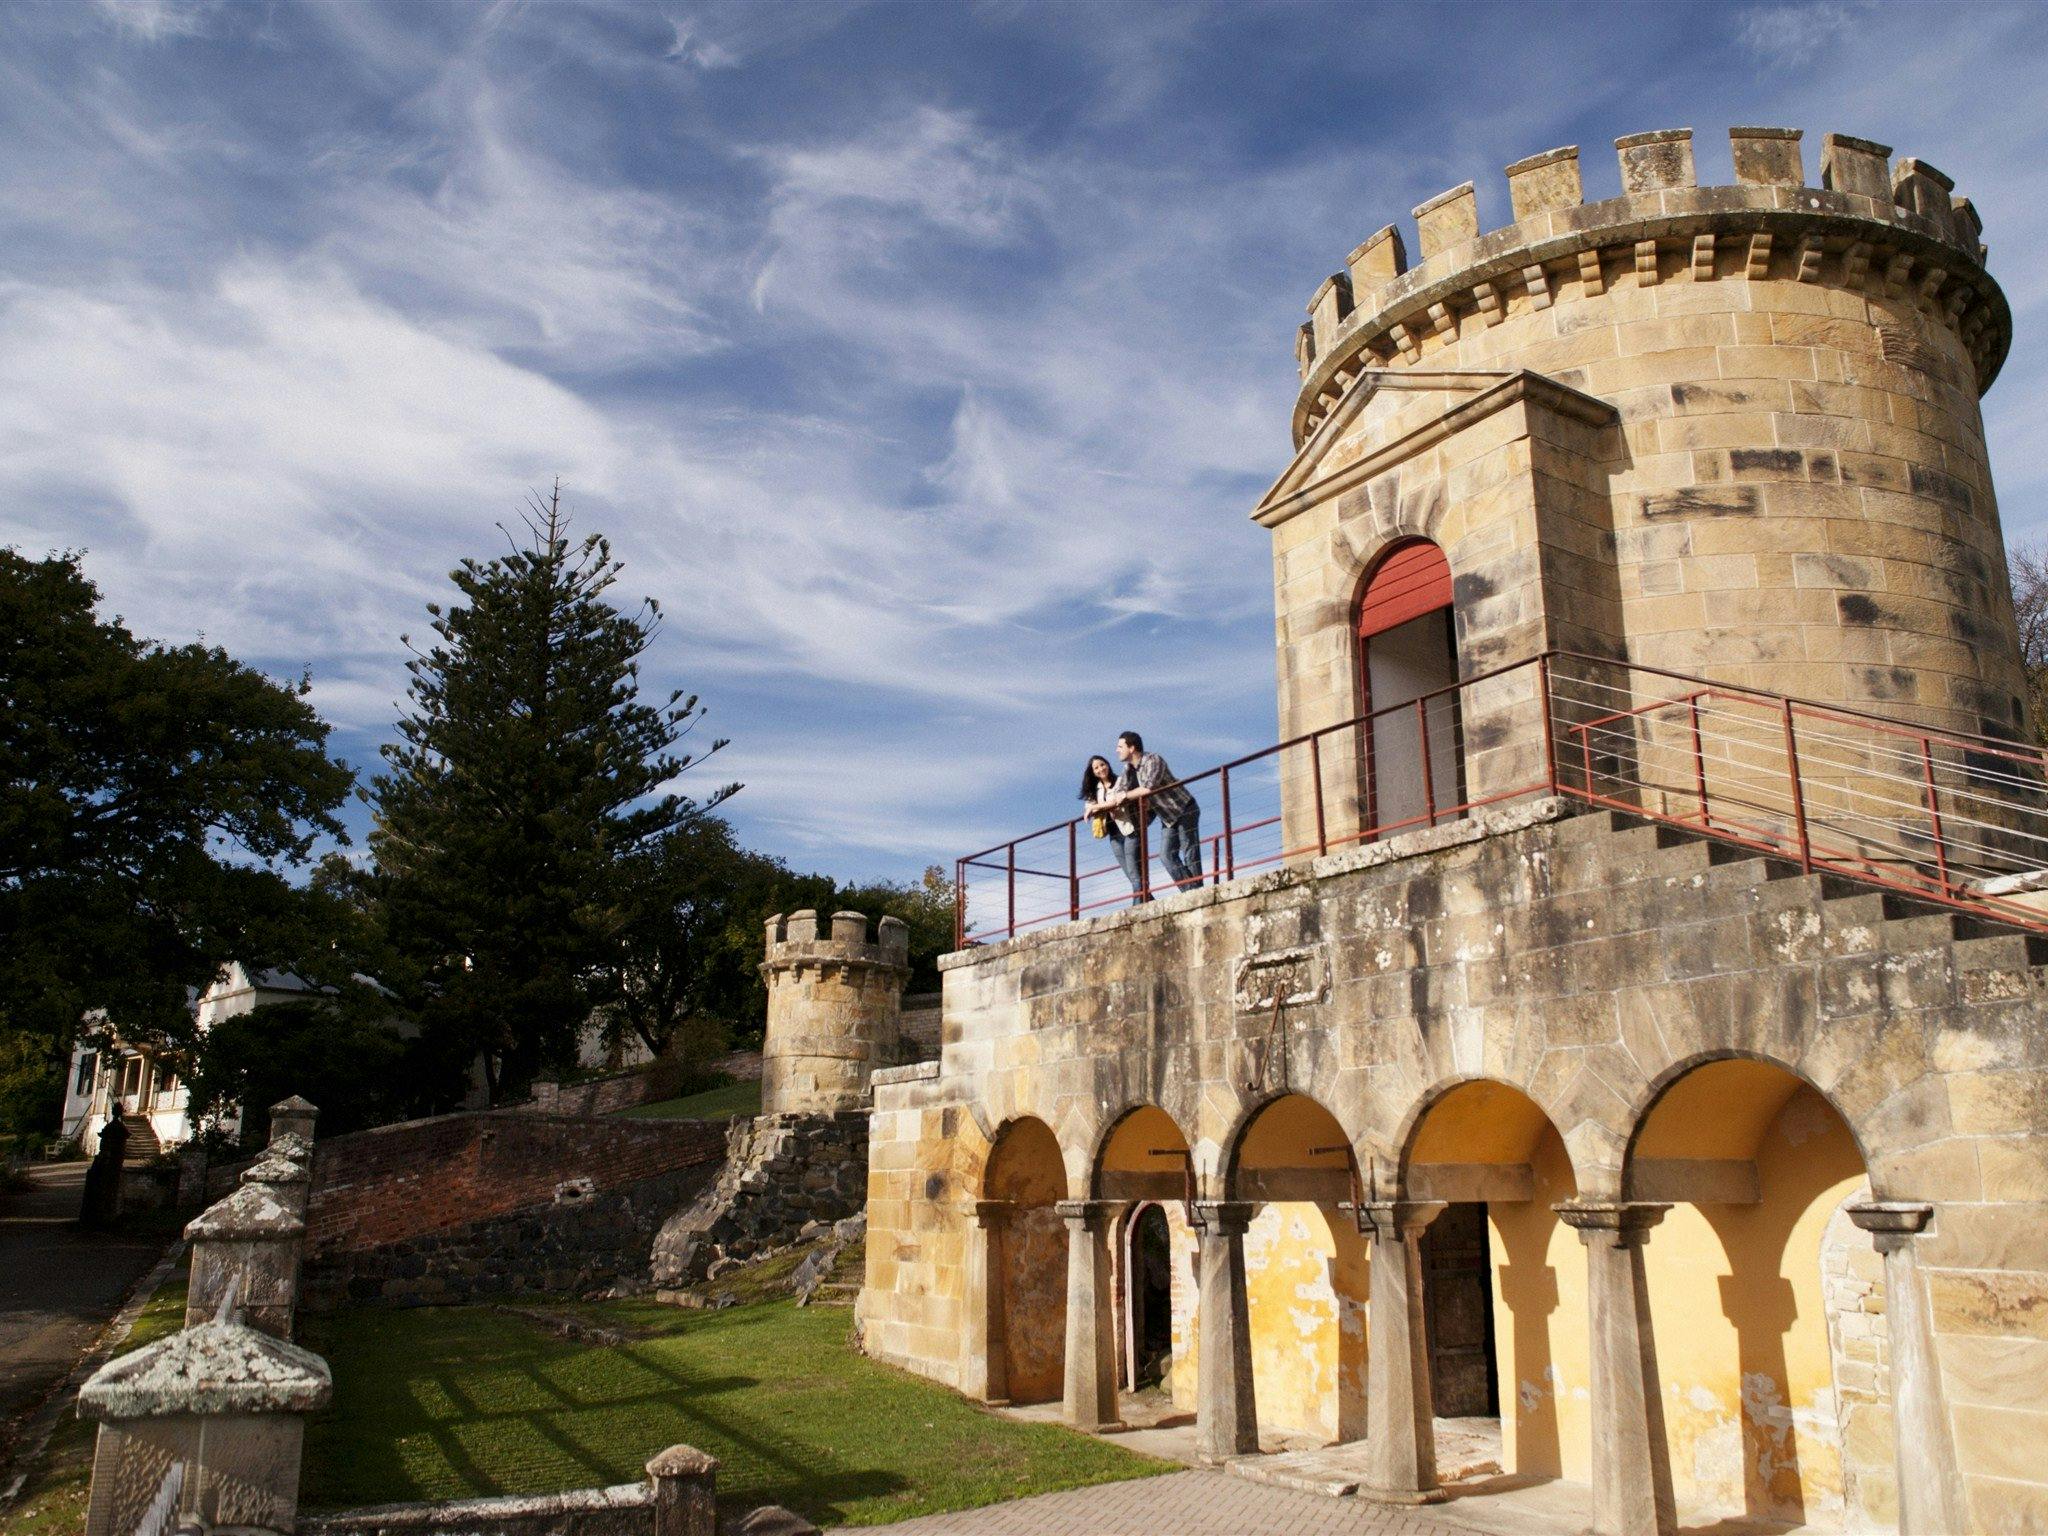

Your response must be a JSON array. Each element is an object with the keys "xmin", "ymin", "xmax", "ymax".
[
  {"xmin": 1262, "ymin": 126, "xmax": 2024, "ymax": 767},
  {"xmin": 759, "ymin": 910, "xmax": 910, "ymax": 1116}
]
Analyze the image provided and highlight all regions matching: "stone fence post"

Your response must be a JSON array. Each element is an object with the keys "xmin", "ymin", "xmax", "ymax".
[
  {"xmin": 646, "ymin": 1445, "xmax": 719, "ymax": 1536},
  {"xmin": 78, "ymin": 1318, "xmax": 332, "ymax": 1536},
  {"xmin": 184, "ymin": 1181, "xmax": 307, "ymax": 1338},
  {"xmin": 184, "ymin": 1096, "xmax": 317, "ymax": 1337}
]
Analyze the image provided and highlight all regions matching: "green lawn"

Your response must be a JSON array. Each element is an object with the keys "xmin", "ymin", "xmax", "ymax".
[
  {"xmin": 300, "ymin": 1297, "xmax": 1168, "ymax": 1527},
  {"xmin": 1, "ymin": 1273, "xmax": 189, "ymax": 1536},
  {"xmin": 617, "ymin": 1077, "xmax": 762, "ymax": 1121}
]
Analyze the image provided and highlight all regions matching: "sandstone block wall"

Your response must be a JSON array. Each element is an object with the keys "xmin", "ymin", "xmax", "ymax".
[
  {"xmin": 1261, "ymin": 127, "xmax": 2026, "ymax": 763},
  {"xmin": 861, "ymin": 801, "xmax": 2048, "ymax": 1529}
]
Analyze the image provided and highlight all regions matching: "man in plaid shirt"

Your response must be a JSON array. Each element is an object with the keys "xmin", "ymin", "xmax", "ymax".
[{"xmin": 1108, "ymin": 730, "xmax": 1203, "ymax": 893}]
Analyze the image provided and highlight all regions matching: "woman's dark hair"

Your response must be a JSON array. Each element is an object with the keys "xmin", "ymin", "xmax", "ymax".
[{"xmin": 1078, "ymin": 754, "xmax": 1115, "ymax": 801}]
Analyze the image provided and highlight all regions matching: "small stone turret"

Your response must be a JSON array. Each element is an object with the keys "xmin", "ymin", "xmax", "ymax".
[{"xmin": 759, "ymin": 910, "xmax": 910, "ymax": 1115}]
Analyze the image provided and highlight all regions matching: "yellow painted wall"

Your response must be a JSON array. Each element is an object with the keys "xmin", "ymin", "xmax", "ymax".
[
  {"xmin": 1167, "ymin": 1203, "xmax": 1199, "ymax": 1412},
  {"xmin": 1485, "ymin": 1125, "xmax": 1592, "ymax": 1482},
  {"xmin": 1641, "ymin": 1084, "xmax": 1864, "ymax": 1526},
  {"xmin": 1244, "ymin": 1201, "xmax": 1369, "ymax": 1444}
]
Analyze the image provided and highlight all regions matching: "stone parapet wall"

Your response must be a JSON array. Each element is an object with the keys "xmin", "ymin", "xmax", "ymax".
[
  {"xmin": 303, "ymin": 1159, "xmax": 719, "ymax": 1309},
  {"xmin": 306, "ymin": 1113, "xmax": 725, "ymax": 1257},
  {"xmin": 524, "ymin": 1069, "xmax": 658, "ymax": 1118}
]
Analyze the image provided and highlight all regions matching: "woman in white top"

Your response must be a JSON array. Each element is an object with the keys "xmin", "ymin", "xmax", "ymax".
[{"xmin": 1080, "ymin": 753, "xmax": 1148, "ymax": 904}]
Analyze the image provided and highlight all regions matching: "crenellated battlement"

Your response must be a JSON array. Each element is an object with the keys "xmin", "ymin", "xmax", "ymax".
[
  {"xmin": 762, "ymin": 908, "xmax": 911, "ymax": 977},
  {"xmin": 1293, "ymin": 126, "xmax": 2008, "ymax": 448}
]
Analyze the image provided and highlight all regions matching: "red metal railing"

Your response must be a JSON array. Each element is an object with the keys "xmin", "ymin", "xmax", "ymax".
[{"xmin": 954, "ymin": 651, "xmax": 2048, "ymax": 946}]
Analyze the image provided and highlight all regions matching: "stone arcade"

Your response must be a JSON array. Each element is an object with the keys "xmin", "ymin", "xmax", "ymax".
[{"xmin": 856, "ymin": 129, "xmax": 2048, "ymax": 1534}]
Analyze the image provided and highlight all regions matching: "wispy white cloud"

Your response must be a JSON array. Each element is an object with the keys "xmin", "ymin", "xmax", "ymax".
[{"xmin": 9, "ymin": 0, "xmax": 2048, "ymax": 881}]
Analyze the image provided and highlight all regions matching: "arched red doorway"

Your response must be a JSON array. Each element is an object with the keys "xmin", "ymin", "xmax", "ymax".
[{"xmin": 1356, "ymin": 538, "xmax": 1463, "ymax": 835}]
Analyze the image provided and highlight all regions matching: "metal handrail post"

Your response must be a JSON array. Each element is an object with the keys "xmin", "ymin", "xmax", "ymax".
[
  {"xmin": 1007, "ymin": 842, "xmax": 1017, "ymax": 939},
  {"xmin": 1220, "ymin": 765, "xmax": 1235, "ymax": 880},
  {"xmin": 1137, "ymin": 798, "xmax": 1151, "ymax": 902},
  {"xmin": 1921, "ymin": 738, "xmax": 1951, "ymax": 896},
  {"xmin": 1783, "ymin": 701, "xmax": 1812, "ymax": 872},
  {"xmin": 1310, "ymin": 733, "xmax": 1328, "ymax": 856},
  {"xmin": 1537, "ymin": 652, "xmax": 1557, "ymax": 792},
  {"xmin": 1690, "ymin": 696, "xmax": 1709, "ymax": 825},
  {"xmin": 1417, "ymin": 698, "xmax": 1436, "ymax": 826},
  {"xmin": 1068, "ymin": 820, "xmax": 1080, "ymax": 922}
]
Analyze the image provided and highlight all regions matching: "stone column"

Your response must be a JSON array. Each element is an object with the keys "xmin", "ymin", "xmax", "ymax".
[
  {"xmin": 1056, "ymin": 1199, "xmax": 1119, "ymax": 1431},
  {"xmin": 1191, "ymin": 1199, "xmax": 1258, "ymax": 1463},
  {"xmin": 1847, "ymin": 1201, "xmax": 1967, "ymax": 1536},
  {"xmin": 1358, "ymin": 1199, "xmax": 1448, "ymax": 1502},
  {"xmin": 646, "ymin": 1444, "xmax": 720, "ymax": 1536},
  {"xmin": 1557, "ymin": 1200, "xmax": 1675, "ymax": 1536},
  {"xmin": 962, "ymin": 1200, "xmax": 1013, "ymax": 1405},
  {"xmin": 78, "ymin": 1319, "xmax": 331, "ymax": 1536}
]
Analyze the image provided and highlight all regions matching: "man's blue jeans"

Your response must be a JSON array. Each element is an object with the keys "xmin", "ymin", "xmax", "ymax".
[
  {"xmin": 1161, "ymin": 811, "xmax": 1203, "ymax": 892},
  {"xmin": 1111, "ymin": 833, "xmax": 1149, "ymax": 902}
]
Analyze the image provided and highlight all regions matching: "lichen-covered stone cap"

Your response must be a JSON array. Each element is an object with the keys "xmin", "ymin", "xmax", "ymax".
[
  {"xmin": 79, "ymin": 1320, "xmax": 332, "ymax": 1420},
  {"xmin": 184, "ymin": 1180, "xmax": 305, "ymax": 1241},
  {"xmin": 240, "ymin": 1150, "xmax": 312, "ymax": 1187}
]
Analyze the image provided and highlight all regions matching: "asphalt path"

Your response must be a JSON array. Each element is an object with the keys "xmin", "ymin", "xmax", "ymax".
[{"xmin": 0, "ymin": 1161, "xmax": 166, "ymax": 1451}]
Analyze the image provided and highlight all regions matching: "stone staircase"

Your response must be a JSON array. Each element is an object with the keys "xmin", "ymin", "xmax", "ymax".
[
  {"xmin": 1571, "ymin": 806, "xmax": 2048, "ymax": 973},
  {"xmin": 118, "ymin": 1113, "xmax": 161, "ymax": 1163}
]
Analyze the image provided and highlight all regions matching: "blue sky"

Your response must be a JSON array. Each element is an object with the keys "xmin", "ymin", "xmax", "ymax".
[{"xmin": 5, "ymin": 0, "xmax": 2047, "ymax": 886}]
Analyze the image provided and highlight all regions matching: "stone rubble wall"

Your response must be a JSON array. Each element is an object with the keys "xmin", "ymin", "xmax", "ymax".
[{"xmin": 650, "ymin": 1112, "xmax": 869, "ymax": 1287}]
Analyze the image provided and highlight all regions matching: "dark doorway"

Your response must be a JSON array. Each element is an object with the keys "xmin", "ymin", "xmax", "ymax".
[
  {"xmin": 1124, "ymin": 1204, "xmax": 1173, "ymax": 1390},
  {"xmin": 1356, "ymin": 540, "xmax": 1463, "ymax": 837},
  {"xmin": 1421, "ymin": 1201, "xmax": 1499, "ymax": 1417}
]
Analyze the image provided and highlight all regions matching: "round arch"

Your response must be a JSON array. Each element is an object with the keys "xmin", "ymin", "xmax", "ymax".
[{"xmin": 1622, "ymin": 1053, "xmax": 1882, "ymax": 1527}]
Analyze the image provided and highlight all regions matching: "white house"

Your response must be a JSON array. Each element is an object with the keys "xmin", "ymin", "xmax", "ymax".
[{"xmin": 59, "ymin": 963, "xmax": 323, "ymax": 1156}]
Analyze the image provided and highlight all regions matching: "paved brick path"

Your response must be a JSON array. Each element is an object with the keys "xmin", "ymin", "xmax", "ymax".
[{"xmin": 845, "ymin": 1470, "xmax": 1542, "ymax": 1536}]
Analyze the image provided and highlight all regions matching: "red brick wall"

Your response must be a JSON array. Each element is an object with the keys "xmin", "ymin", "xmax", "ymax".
[{"xmin": 305, "ymin": 1112, "xmax": 725, "ymax": 1259}]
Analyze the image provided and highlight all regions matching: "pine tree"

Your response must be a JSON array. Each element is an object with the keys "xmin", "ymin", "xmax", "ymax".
[{"xmin": 371, "ymin": 489, "xmax": 735, "ymax": 1101}]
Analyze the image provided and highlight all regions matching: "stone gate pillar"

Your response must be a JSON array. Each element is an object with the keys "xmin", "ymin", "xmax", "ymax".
[{"xmin": 759, "ymin": 911, "xmax": 910, "ymax": 1115}]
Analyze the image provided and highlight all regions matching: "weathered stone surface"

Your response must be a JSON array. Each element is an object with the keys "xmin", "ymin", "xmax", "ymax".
[
  {"xmin": 79, "ymin": 1320, "xmax": 330, "ymax": 1420},
  {"xmin": 650, "ymin": 1113, "xmax": 869, "ymax": 1287}
]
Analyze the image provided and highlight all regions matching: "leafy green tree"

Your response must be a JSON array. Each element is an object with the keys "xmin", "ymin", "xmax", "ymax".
[
  {"xmin": 372, "ymin": 492, "xmax": 736, "ymax": 1103},
  {"xmin": 593, "ymin": 817, "xmax": 784, "ymax": 1064},
  {"xmin": 0, "ymin": 549, "xmax": 353, "ymax": 1135}
]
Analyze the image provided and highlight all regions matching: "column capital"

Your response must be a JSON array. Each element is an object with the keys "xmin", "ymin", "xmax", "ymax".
[
  {"xmin": 969, "ymin": 1199, "xmax": 1016, "ymax": 1229},
  {"xmin": 1190, "ymin": 1199, "xmax": 1257, "ymax": 1236},
  {"xmin": 1554, "ymin": 1200, "xmax": 1670, "ymax": 1248},
  {"xmin": 1846, "ymin": 1199, "xmax": 1934, "ymax": 1254},
  {"xmin": 1054, "ymin": 1198, "xmax": 1116, "ymax": 1230},
  {"xmin": 1345, "ymin": 1199, "xmax": 1447, "ymax": 1242}
]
